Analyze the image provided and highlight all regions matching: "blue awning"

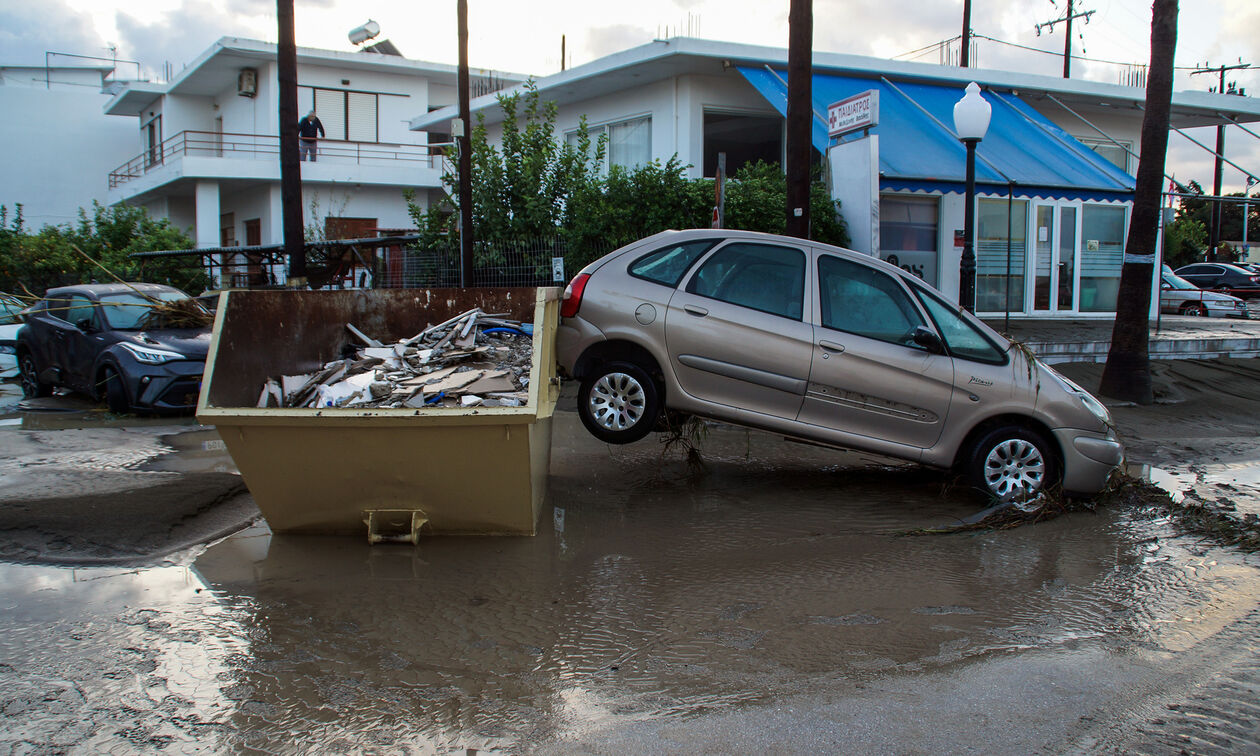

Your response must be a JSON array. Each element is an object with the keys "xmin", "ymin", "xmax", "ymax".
[{"xmin": 738, "ymin": 66, "xmax": 1136, "ymax": 202}]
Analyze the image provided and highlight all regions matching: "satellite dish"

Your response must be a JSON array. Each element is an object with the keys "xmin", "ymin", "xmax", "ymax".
[{"xmin": 349, "ymin": 20, "xmax": 381, "ymax": 46}]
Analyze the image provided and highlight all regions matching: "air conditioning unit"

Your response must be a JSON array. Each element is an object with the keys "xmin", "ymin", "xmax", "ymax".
[{"xmin": 237, "ymin": 68, "xmax": 258, "ymax": 98}]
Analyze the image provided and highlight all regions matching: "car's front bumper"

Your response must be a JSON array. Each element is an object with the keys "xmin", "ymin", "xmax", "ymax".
[
  {"xmin": 1054, "ymin": 427, "xmax": 1124, "ymax": 495},
  {"xmin": 123, "ymin": 359, "xmax": 205, "ymax": 412}
]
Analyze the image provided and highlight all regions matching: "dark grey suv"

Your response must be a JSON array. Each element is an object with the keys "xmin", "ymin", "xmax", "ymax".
[{"xmin": 17, "ymin": 283, "xmax": 210, "ymax": 414}]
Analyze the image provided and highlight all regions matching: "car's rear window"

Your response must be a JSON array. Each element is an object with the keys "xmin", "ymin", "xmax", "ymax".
[
  {"xmin": 627, "ymin": 240, "xmax": 718, "ymax": 287},
  {"xmin": 99, "ymin": 291, "xmax": 190, "ymax": 330}
]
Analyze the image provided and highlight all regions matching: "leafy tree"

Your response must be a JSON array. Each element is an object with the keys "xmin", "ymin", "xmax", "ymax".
[
  {"xmin": 0, "ymin": 202, "xmax": 200, "ymax": 295},
  {"xmin": 1175, "ymin": 180, "xmax": 1259, "ymax": 260},
  {"xmin": 404, "ymin": 82, "xmax": 849, "ymax": 277},
  {"xmin": 1162, "ymin": 215, "xmax": 1207, "ymax": 269}
]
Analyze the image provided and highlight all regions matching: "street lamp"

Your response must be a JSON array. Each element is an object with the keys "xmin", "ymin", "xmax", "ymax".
[{"xmin": 953, "ymin": 81, "xmax": 991, "ymax": 311}]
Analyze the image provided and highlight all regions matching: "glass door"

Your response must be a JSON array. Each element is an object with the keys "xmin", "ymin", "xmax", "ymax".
[
  {"xmin": 1056, "ymin": 207, "xmax": 1078, "ymax": 311},
  {"xmin": 1033, "ymin": 205, "xmax": 1054, "ymax": 312}
]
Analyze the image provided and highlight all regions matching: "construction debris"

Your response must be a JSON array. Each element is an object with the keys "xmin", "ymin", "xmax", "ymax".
[{"xmin": 257, "ymin": 308, "xmax": 533, "ymax": 409}]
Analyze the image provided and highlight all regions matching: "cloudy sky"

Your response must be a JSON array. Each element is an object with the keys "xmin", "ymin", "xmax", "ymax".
[{"xmin": 2, "ymin": 0, "xmax": 1258, "ymax": 193}]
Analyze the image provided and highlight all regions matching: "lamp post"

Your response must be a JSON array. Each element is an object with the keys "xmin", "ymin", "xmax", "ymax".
[{"xmin": 953, "ymin": 82, "xmax": 991, "ymax": 311}]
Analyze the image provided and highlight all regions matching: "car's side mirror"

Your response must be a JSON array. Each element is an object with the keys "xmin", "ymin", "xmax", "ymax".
[
  {"xmin": 75, "ymin": 316, "xmax": 96, "ymax": 332},
  {"xmin": 1160, "ymin": 282, "xmax": 1171, "ymax": 290},
  {"xmin": 909, "ymin": 325, "xmax": 946, "ymax": 354}
]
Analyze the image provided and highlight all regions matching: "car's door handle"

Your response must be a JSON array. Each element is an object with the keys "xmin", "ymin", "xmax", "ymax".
[
  {"xmin": 683, "ymin": 305, "xmax": 709, "ymax": 317},
  {"xmin": 818, "ymin": 340, "xmax": 845, "ymax": 353}
]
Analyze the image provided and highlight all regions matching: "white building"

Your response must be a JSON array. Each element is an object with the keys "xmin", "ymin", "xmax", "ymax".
[
  {"xmin": 102, "ymin": 37, "xmax": 525, "ymax": 285},
  {"xmin": 0, "ymin": 62, "xmax": 137, "ymax": 228},
  {"xmin": 411, "ymin": 37, "xmax": 1260, "ymax": 317}
]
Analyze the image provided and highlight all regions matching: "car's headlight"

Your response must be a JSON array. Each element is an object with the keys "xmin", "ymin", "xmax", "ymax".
[
  {"xmin": 120, "ymin": 342, "xmax": 186, "ymax": 364},
  {"xmin": 0, "ymin": 344, "xmax": 15, "ymax": 355},
  {"xmin": 1042, "ymin": 364, "xmax": 1113, "ymax": 426}
]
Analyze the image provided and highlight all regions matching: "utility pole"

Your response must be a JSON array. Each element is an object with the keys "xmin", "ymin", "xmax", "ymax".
[
  {"xmin": 1191, "ymin": 61, "xmax": 1251, "ymax": 257},
  {"xmin": 785, "ymin": 0, "xmax": 812, "ymax": 239},
  {"xmin": 456, "ymin": 0, "xmax": 475, "ymax": 287},
  {"xmin": 961, "ymin": 0, "xmax": 972, "ymax": 68},
  {"xmin": 276, "ymin": 0, "xmax": 305, "ymax": 286},
  {"xmin": 1035, "ymin": 0, "xmax": 1094, "ymax": 79}
]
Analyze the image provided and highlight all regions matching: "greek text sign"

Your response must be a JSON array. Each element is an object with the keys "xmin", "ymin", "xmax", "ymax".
[{"xmin": 828, "ymin": 90, "xmax": 879, "ymax": 137}]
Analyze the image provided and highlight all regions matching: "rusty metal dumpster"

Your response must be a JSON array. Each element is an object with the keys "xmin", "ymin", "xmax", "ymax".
[{"xmin": 197, "ymin": 287, "xmax": 561, "ymax": 537}]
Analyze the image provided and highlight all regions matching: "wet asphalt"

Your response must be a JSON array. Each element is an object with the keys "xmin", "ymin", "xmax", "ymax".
[{"xmin": 0, "ymin": 380, "xmax": 1259, "ymax": 753}]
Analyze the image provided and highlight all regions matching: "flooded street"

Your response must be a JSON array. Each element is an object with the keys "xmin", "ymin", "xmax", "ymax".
[{"xmin": 2, "ymin": 374, "xmax": 1260, "ymax": 752}]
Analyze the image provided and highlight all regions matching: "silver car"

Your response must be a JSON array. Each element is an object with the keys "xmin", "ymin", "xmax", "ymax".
[
  {"xmin": 557, "ymin": 230, "xmax": 1122, "ymax": 501},
  {"xmin": 1159, "ymin": 265, "xmax": 1249, "ymax": 318}
]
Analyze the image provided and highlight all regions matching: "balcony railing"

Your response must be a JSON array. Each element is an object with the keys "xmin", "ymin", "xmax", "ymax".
[{"xmin": 109, "ymin": 130, "xmax": 449, "ymax": 189}]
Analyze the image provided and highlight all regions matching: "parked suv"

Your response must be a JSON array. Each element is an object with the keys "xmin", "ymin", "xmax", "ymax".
[
  {"xmin": 17, "ymin": 283, "xmax": 211, "ymax": 414},
  {"xmin": 557, "ymin": 230, "xmax": 1122, "ymax": 502}
]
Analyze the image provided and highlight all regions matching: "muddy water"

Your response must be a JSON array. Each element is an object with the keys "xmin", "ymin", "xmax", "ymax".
[{"xmin": 2, "ymin": 412, "xmax": 1260, "ymax": 752}]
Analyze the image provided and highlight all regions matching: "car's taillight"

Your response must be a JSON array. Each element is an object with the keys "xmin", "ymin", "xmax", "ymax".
[
  {"xmin": 561, "ymin": 273, "xmax": 590, "ymax": 318},
  {"xmin": 1250, "ymin": 276, "xmax": 1260, "ymax": 284}
]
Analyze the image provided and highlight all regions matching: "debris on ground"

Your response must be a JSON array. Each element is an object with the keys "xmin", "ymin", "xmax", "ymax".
[{"xmin": 256, "ymin": 308, "xmax": 533, "ymax": 409}]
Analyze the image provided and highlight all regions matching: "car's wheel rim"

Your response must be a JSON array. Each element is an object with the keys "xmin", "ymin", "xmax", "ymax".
[
  {"xmin": 589, "ymin": 372, "xmax": 646, "ymax": 432},
  {"xmin": 982, "ymin": 438, "xmax": 1046, "ymax": 502},
  {"xmin": 19, "ymin": 358, "xmax": 37, "ymax": 397}
]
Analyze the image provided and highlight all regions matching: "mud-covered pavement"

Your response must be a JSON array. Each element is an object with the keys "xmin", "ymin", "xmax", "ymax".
[{"xmin": 1, "ymin": 361, "xmax": 1260, "ymax": 753}]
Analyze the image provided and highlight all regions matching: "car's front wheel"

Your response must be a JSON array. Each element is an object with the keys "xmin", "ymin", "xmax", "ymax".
[
  {"xmin": 578, "ymin": 361, "xmax": 661, "ymax": 444},
  {"xmin": 965, "ymin": 426, "xmax": 1059, "ymax": 505},
  {"xmin": 19, "ymin": 353, "xmax": 52, "ymax": 398},
  {"xmin": 1180, "ymin": 302, "xmax": 1206, "ymax": 317},
  {"xmin": 101, "ymin": 367, "xmax": 130, "ymax": 415}
]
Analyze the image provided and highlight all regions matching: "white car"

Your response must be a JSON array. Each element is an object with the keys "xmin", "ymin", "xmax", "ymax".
[
  {"xmin": 0, "ymin": 293, "xmax": 26, "ymax": 379},
  {"xmin": 1159, "ymin": 266, "xmax": 1249, "ymax": 319}
]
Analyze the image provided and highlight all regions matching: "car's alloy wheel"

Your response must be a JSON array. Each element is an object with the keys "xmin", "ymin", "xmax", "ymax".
[
  {"xmin": 578, "ymin": 361, "xmax": 660, "ymax": 444},
  {"xmin": 1181, "ymin": 302, "xmax": 1205, "ymax": 317},
  {"xmin": 968, "ymin": 427, "xmax": 1058, "ymax": 504},
  {"xmin": 19, "ymin": 354, "xmax": 51, "ymax": 399}
]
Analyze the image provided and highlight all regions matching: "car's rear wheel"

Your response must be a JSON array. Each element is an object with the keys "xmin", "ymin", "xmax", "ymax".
[
  {"xmin": 19, "ymin": 353, "xmax": 52, "ymax": 398},
  {"xmin": 101, "ymin": 367, "xmax": 130, "ymax": 415},
  {"xmin": 966, "ymin": 426, "xmax": 1059, "ymax": 505},
  {"xmin": 1180, "ymin": 302, "xmax": 1206, "ymax": 317},
  {"xmin": 578, "ymin": 361, "xmax": 661, "ymax": 444}
]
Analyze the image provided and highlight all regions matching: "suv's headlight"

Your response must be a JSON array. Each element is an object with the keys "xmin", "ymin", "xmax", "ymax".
[{"xmin": 120, "ymin": 342, "xmax": 185, "ymax": 364}]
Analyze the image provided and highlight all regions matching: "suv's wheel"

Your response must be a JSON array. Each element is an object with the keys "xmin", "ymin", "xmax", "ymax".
[
  {"xmin": 578, "ymin": 361, "xmax": 661, "ymax": 444},
  {"xmin": 101, "ymin": 367, "xmax": 131, "ymax": 414},
  {"xmin": 966, "ymin": 426, "xmax": 1059, "ymax": 503},
  {"xmin": 18, "ymin": 353, "xmax": 52, "ymax": 398},
  {"xmin": 1180, "ymin": 301, "xmax": 1206, "ymax": 317}
]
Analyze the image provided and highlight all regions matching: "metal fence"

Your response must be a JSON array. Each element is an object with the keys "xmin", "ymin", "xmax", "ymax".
[{"xmin": 376, "ymin": 236, "xmax": 614, "ymax": 289}]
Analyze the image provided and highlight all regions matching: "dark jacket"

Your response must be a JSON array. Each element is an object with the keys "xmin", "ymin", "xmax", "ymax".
[{"xmin": 298, "ymin": 115, "xmax": 325, "ymax": 140}]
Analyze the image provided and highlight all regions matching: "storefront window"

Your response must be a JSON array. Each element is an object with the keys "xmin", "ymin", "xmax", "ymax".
[
  {"xmin": 1080, "ymin": 205, "xmax": 1127, "ymax": 312},
  {"xmin": 976, "ymin": 198, "xmax": 1027, "ymax": 313},
  {"xmin": 879, "ymin": 195, "xmax": 938, "ymax": 286}
]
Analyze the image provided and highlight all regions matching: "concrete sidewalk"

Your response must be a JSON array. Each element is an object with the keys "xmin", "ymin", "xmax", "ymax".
[{"xmin": 984, "ymin": 314, "xmax": 1260, "ymax": 363}]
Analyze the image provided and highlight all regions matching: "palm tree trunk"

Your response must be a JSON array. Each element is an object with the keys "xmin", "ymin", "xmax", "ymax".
[{"xmin": 1098, "ymin": 0, "xmax": 1178, "ymax": 403}]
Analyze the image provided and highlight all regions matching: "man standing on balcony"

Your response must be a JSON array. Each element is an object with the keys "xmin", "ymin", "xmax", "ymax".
[{"xmin": 298, "ymin": 110, "xmax": 325, "ymax": 162}]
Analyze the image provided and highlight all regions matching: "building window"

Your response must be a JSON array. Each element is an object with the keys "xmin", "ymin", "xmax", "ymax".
[
  {"xmin": 1079, "ymin": 137, "xmax": 1132, "ymax": 174},
  {"xmin": 879, "ymin": 195, "xmax": 939, "ymax": 286},
  {"xmin": 703, "ymin": 111, "xmax": 783, "ymax": 178},
  {"xmin": 566, "ymin": 115, "xmax": 652, "ymax": 171},
  {"xmin": 976, "ymin": 198, "xmax": 1028, "ymax": 313},
  {"xmin": 299, "ymin": 87, "xmax": 379, "ymax": 142},
  {"xmin": 1080, "ymin": 204, "xmax": 1127, "ymax": 312}
]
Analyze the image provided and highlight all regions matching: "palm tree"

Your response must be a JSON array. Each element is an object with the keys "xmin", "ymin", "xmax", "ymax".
[{"xmin": 1099, "ymin": 0, "xmax": 1178, "ymax": 403}]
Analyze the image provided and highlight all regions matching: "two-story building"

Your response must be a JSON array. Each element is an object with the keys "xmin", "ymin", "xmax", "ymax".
[
  {"xmin": 0, "ymin": 61, "xmax": 137, "ymax": 228},
  {"xmin": 410, "ymin": 37, "xmax": 1260, "ymax": 318},
  {"xmin": 103, "ymin": 37, "xmax": 525, "ymax": 284}
]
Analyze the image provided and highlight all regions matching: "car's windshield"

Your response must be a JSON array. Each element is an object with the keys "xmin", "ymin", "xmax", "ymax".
[
  {"xmin": 98, "ymin": 291, "xmax": 189, "ymax": 330},
  {"xmin": 1162, "ymin": 273, "xmax": 1199, "ymax": 291}
]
